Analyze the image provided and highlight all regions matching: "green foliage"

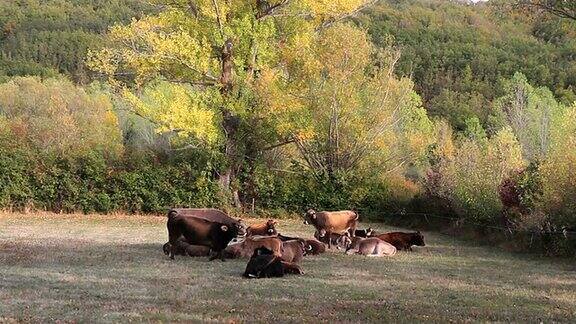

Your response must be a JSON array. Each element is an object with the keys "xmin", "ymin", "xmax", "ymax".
[
  {"xmin": 0, "ymin": 0, "xmax": 155, "ymax": 82},
  {"xmin": 359, "ymin": 0, "xmax": 576, "ymax": 130}
]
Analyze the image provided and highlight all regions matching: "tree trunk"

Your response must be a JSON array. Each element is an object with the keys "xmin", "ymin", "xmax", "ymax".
[{"xmin": 217, "ymin": 38, "xmax": 243, "ymax": 208}]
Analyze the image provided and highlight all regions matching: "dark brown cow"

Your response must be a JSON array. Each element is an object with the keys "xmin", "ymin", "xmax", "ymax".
[
  {"xmin": 243, "ymin": 247, "xmax": 303, "ymax": 278},
  {"xmin": 169, "ymin": 208, "xmax": 247, "ymax": 237},
  {"xmin": 167, "ymin": 210, "xmax": 238, "ymax": 261},
  {"xmin": 224, "ymin": 236, "xmax": 283, "ymax": 259},
  {"xmin": 304, "ymin": 209, "xmax": 358, "ymax": 249},
  {"xmin": 375, "ymin": 231, "xmax": 425, "ymax": 251},
  {"xmin": 246, "ymin": 219, "xmax": 278, "ymax": 236},
  {"xmin": 163, "ymin": 239, "xmax": 211, "ymax": 257},
  {"xmin": 281, "ymin": 240, "xmax": 307, "ymax": 263}
]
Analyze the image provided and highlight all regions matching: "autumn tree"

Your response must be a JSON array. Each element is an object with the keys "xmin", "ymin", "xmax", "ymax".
[
  {"xmin": 88, "ymin": 0, "xmax": 378, "ymax": 206},
  {"xmin": 256, "ymin": 23, "xmax": 434, "ymax": 180}
]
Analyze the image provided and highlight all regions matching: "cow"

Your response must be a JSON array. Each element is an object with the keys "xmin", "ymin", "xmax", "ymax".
[
  {"xmin": 340, "ymin": 236, "xmax": 397, "ymax": 256},
  {"xmin": 314, "ymin": 229, "xmax": 349, "ymax": 249},
  {"xmin": 354, "ymin": 227, "xmax": 374, "ymax": 238},
  {"xmin": 303, "ymin": 209, "xmax": 358, "ymax": 249},
  {"xmin": 223, "ymin": 236, "xmax": 283, "ymax": 259},
  {"xmin": 243, "ymin": 247, "xmax": 303, "ymax": 278},
  {"xmin": 166, "ymin": 210, "xmax": 239, "ymax": 261},
  {"xmin": 246, "ymin": 219, "xmax": 278, "ymax": 236},
  {"xmin": 169, "ymin": 208, "xmax": 247, "ymax": 237},
  {"xmin": 162, "ymin": 239, "xmax": 211, "ymax": 257},
  {"xmin": 304, "ymin": 239, "xmax": 326, "ymax": 255},
  {"xmin": 281, "ymin": 239, "xmax": 307, "ymax": 263},
  {"xmin": 375, "ymin": 231, "xmax": 425, "ymax": 251}
]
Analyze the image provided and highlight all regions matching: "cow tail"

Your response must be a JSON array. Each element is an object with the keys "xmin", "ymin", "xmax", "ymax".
[{"xmin": 353, "ymin": 210, "xmax": 359, "ymax": 221}]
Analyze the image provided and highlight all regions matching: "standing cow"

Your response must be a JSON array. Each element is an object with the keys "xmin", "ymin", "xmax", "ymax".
[
  {"xmin": 169, "ymin": 208, "xmax": 247, "ymax": 236},
  {"xmin": 303, "ymin": 209, "xmax": 359, "ymax": 249},
  {"xmin": 166, "ymin": 210, "xmax": 239, "ymax": 261}
]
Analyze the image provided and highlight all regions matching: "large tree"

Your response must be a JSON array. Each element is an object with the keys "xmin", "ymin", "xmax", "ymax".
[
  {"xmin": 516, "ymin": 0, "xmax": 576, "ymax": 21},
  {"xmin": 89, "ymin": 0, "xmax": 378, "ymax": 206}
]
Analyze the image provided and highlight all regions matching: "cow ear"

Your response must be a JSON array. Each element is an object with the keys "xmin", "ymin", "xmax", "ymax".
[{"xmin": 221, "ymin": 225, "xmax": 228, "ymax": 232}]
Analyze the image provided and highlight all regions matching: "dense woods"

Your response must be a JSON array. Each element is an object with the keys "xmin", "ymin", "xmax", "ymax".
[{"xmin": 0, "ymin": 0, "xmax": 574, "ymax": 256}]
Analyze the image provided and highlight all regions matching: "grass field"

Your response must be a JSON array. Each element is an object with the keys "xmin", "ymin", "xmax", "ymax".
[{"xmin": 1, "ymin": 212, "xmax": 575, "ymax": 323}]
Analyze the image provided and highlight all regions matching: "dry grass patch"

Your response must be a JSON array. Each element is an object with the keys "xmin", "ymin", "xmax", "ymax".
[{"xmin": 1, "ymin": 212, "xmax": 575, "ymax": 322}]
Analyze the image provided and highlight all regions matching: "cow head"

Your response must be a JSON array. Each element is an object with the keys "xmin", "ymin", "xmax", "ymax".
[
  {"xmin": 365, "ymin": 227, "xmax": 374, "ymax": 237},
  {"xmin": 219, "ymin": 224, "xmax": 240, "ymax": 242},
  {"xmin": 303, "ymin": 209, "xmax": 317, "ymax": 225},
  {"xmin": 236, "ymin": 219, "xmax": 248, "ymax": 237},
  {"xmin": 266, "ymin": 219, "xmax": 278, "ymax": 235},
  {"xmin": 411, "ymin": 231, "xmax": 425, "ymax": 246}
]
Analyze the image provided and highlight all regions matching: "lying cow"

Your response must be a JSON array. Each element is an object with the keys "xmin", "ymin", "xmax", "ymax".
[
  {"xmin": 278, "ymin": 233, "xmax": 325, "ymax": 255},
  {"xmin": 243, "ymin": 247, "xmax": 303, "ymax": 278},
  {"xmin": 162, "ymin": 239, "xmax": 211, "ymax": 257},
  {"xmin": 281, "ymin": 239, "xmax": 308, "ymax": 263},
  {"xmin": 246, "ymin": 219, "xmax": 278, "ymax": 236},
  {"xmin": 314, "ymin": 229, "xmax": 349, "ymax": 249},
  {"xmin": 376, "ymin": 231, "xmax": 425, "ymax": 251},
  {"xmin": 304, "ymin": 209, "xmax": 358, "ymax": 249},
  {"xmin": 341, "ymin": 237, "xmax": 397, "ymax": 256},
  {"xmin": 166, "ymin": 210, "xmax": 238, "ymax": 261},
  {"xmin": 224, "ymin": 236, "xmax": 283, "ymax": 259},
  {"xmin": 305, "ymin": 239, "xmax": 326, "ymax": 255}
]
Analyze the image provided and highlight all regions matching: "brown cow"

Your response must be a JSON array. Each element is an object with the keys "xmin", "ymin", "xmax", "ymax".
[
  {"xmin": 281, "ymin": 239, "xmax": 307, "ymax": 263},
  {"xmin": 167, "ymin": 210, "xmax": 238, "ymax": 261},
  {"xmin": 304, "ymin": 209, "xmax": 358, "ymax": 249},
  {"xmin": 224, "ymin": 236, "xmax": 283, "ymax": 259},
  {"xmin": 163, "ymin": 239, "xmax": 211, "ymax": 257},
  {"xmin": 341, "ymin": 237, "xmax": 397, "ymax": 256},
  {"xmin": 278, "ymin": 233, "xmax": 325, "ymax": 255},
  {"xmin": 246, "ymin": 219, "xmax": 278, "ymax": 236},
  {"xmin": 305, "ymin": 239, "xmax": 326, "ymax": 255},
  {"xmin": 375, "ymin": 231, "xmax": 425, "ymax": 251}
]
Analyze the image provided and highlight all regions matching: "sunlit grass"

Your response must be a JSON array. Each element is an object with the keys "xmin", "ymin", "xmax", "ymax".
[{"xmin": 1, "ymin": 212, "xmax": 574, "ymax": 322}]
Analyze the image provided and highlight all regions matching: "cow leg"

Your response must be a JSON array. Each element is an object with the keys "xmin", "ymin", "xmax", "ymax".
[
  {"xmin": 219, "ymin": 251, "xmax": 226, "ymax": 262},
  {"xmin": 208, "ymin": 250, "xmax": 218, "ymax": 261},
  {"xmin": 350, "ymin": 221, "xmax": 358, "ymax": 237},
  {"xmin": 327, "ymin": 231, "xmax": 332, "ymax": 249}
]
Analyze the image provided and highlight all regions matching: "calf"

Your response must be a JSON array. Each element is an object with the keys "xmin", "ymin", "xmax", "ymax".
[
  {"xmin": 246, "ymin": 219, "xmax": 278, "ymax": 236},
  {"xmin": 342, "ymin": 237, "xmax": 397, "ymax": 256},
  {"xmin": 243, "ymin": 247, "xmax": 303, "ymax": 278},
  {"xmin": 354, "ymin": 227, "xmax": 374, "ymax": 238},
  {"xmin": 281, "ymin": 239, "xmax": 307, "ymax": 264},
  {"xmin": 224, "ymin": 236, "xmax": 283, "ymax": 259},
  {"xmin": 314, "ymin": 229, "xmax": 348, "ymax": 249},
  {"xmin": 375, "ymin": 231, "xmax": 425, "ymax": 251},
  {"xmin": 167, "ymin": 210, "xmax": 238, "ymax": 261},
  {"xmin": 163, "ymin": 239, "xmax": 210, "ymax": 257},
  {"xmin": 303, "ymin": 209, "xmax": 358, "ymax": 249}
]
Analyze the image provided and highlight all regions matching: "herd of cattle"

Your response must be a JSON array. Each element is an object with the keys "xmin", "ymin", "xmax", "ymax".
[{"xmin": 163, "ymin": 208, "xmax": 426, "ymax": 278}]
